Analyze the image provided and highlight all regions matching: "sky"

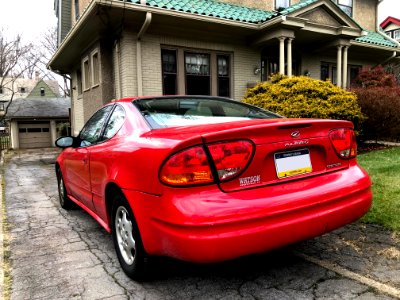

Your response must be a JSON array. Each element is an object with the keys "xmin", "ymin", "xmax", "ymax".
[
  {"xmin": 0, "ymin": 0, "xmax": 399, "ymax": 43},
  {"xmin": 0, "ymin": 0, "xmax": 56, "ymax": 43}
]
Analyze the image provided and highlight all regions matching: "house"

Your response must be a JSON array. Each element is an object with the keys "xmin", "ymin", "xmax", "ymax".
[
  {"xmin": 380, "ymin": 16, "xmax": 400, "ymax": 42},
  {"xmin": 49, "ymin": 0, "xmax": 400, "ymax": 136},
  {"xmin": 0, "ymin": 77, "xmax": 60, "ymax": 116},
  {"xmin": 6, "ymin": 98, "xmax": 71, "ymax": 149}
]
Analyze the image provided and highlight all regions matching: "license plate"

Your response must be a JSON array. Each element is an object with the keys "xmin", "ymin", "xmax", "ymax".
[{"xmin": 274, "ymin": 149, "xmax": 312, "ymax": 179}]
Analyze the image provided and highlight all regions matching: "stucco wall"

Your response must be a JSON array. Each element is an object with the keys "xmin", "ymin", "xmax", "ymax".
[{"xmin": 353, "ymin": 0, "xmax": 377, "ymax": 31}]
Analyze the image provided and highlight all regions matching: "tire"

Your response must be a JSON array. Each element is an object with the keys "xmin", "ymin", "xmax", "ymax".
[
  {"xmin": 56, "ymin": 168, "xmax": 75, "ymax": 210},
  {"xmin": 112, "ymin": 193, "xmax": 149, "ymax": 281}
]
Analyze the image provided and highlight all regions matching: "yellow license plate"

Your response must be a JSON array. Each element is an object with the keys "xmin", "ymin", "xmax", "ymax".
[{"xmin": 274, "ymin": 149, "xmax": 312, "ymax": 179}]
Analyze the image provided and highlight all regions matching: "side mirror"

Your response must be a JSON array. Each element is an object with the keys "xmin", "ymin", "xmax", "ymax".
[{"xmin": 55, "ymin": 136, "xmax": 75, "ymax": 148}]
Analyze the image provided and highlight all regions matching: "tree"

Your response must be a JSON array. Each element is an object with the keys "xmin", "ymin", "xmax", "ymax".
[
  {"xmin": 35, "ymin": 27, "xmax": 70, "ymax": 97},
  {"xmin": 0, "ymin": 28, "xmax": 41, "ymax": 121}
]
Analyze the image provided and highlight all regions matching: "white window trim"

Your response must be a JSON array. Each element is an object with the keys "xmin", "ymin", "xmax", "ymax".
[
  {"xmin": 91, "ymin": 49, "xmax": 101, "ymax": 88},
  {"xmin": 82, "ymin": 56, "xmax": 91, "ymax": 91}
]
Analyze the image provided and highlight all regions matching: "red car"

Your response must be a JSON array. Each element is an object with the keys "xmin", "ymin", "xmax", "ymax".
[{"xmin": 55, "ymin": 96, "xmax": 372, "ymax": 280}]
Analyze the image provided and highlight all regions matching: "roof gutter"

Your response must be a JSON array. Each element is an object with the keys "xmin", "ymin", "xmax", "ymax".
[{"xmin": 137, "ymin": 11, "xmax": 152, "ymax": 97}]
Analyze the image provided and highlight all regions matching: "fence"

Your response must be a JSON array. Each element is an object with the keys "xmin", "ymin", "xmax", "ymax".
[{"xmin": 0, "ymin": 133, "xmax": 10, "ymax": 150}]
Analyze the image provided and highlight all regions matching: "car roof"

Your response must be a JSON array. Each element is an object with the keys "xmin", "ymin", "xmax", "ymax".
[{"xmin": 113, "ymin": 95, "xmax": 234, "ymax": 104}]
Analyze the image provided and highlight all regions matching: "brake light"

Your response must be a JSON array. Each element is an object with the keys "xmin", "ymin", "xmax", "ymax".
[
  {"xmin": 329, "ymin": 128, "xmax": 357, "ymax": 159},
  {"xmin": 208, "ymin": 140, "xmax": 253, "ymax": 181},
  {"xmin": 160, "ymin": 146, "xmax": 213, "ymax": 186}
]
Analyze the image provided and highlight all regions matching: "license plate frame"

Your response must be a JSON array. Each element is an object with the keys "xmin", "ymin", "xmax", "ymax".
[{"xmin": 274, "ymin": 149, "xmax": 312, "ymax": 179}]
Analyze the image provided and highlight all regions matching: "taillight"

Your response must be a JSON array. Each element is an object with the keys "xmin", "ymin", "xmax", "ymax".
[
  {"xmin": 329, "ymin": 128, "xmax": 357, "ymax": 159},
  {"xmin": 160, "ymin": 140, "xmax": 254, "ymax": 186},
  {"xmin": 160, "ymin": 146, "xmax": 213, "ymax": 186},
  {"xmin": 208, "ymin": 140, "xmax": 253, "ymax": 181}
]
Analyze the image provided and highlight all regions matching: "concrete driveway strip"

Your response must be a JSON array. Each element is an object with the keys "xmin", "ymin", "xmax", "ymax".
[{"xmin": 2, "ymin": 149, "xmax": 399, "ymax": 300}]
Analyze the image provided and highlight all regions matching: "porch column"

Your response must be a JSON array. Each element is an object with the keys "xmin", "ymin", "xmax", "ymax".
[
  {"xmin": 336, "ymin": 45, "xmax": 343, "ymax": 88},
  {"xmin": 342, "ymin": 46, "xmax": 349, "ymax": 88},
  {"xmin": 287, "ymin": 38, "xmax": 293, "ymax": 77},
  {"xmin": 279, "ymin": 37, "xmax": 286, "ymax": 75}
]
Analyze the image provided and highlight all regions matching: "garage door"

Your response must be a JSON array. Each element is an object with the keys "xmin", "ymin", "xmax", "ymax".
[{"xmin": 18, "ymin": 123, "xmax": 51, "ymax": 149}]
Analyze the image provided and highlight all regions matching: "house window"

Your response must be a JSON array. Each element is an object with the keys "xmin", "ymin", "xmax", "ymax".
[
  {"xmin": 321, "ymin": 62, "xmax": 337, "ymax": 85},
  {"xmin": 0, "ymin": 86, "xmax": 3, "ymax": 94},
  {"xmin": 161, "ymin": 49, "xmax": 177, "ymax": 95},
  {"xmin": 217, "ymin": 55, "xmax": 230, "ymax": 97},
  {"xmin": 75, "ymin": 0, "xmax": 80, "ymax": 20},
  {"xmin": 83, "ymin": 57, "xmax": 91, "ymax": 91},
  {"xmin": 332, "ymin": 0, "xmax": 352, "ymax": 16},
  {"xmin": 161, "ymin": 48, "xmax": 231, "ymax": 97},
  {"xmin": 91, "ymin": 51, "xmax": 100, "ymax": 86},
  {"xmin": 0, "ymin": 103, "xmax": 4, "ymax": 111},
  {"xmin": 40, "ymin": 87, "xmax": 45, "ymax": 96},
  {"xmin": 19, "ymin": 87, "xmax": 26, "ymax": 93},
  {"xmin": 394, "ymin": 29, "xmax": 400, "ymax": 40},
  {"xmin": 185, "ymin": 53, "xmax": 211, "ymax": 95},
  {"xmin": 349, "ymin": 65, "xmax": 361, "ymax": 86},
  {"xmin": 275, "ymin": 0, "xmax": 290, "ymax": 10}
]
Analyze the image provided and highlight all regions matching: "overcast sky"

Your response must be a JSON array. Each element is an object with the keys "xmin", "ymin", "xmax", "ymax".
[{"xmin": 0, "ymin": 0, "xmax": 399, "ymax": 43}]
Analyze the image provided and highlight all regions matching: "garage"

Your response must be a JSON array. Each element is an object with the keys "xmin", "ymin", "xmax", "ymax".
[{"xmin": 18, "ymin": 122, "xmax": 51, "ymax": 149}]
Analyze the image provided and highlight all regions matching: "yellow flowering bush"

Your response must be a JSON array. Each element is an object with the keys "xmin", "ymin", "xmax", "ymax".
[{"xmin": 243, "ymin": 75, "xmax": 364, "ymax": 129}]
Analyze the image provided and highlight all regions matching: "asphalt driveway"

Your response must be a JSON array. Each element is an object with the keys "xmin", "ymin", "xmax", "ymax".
[{"xmin": 2, "ymin": 149, "xmax": 400, "ymax": 299}]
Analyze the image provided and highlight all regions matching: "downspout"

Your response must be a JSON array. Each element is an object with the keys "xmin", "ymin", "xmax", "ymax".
[
  {"xmin": 115, "ymin": 41, "xmax": 122, "ymax": 99},
  {"xmin": 137, "ymin": 9, "xmax": 152, "ymax": 96}
]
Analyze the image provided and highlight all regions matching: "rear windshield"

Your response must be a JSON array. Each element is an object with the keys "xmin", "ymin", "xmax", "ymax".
[{"xmin": 133, "ymin": 97, "xmax": 281, "ymax": 129}]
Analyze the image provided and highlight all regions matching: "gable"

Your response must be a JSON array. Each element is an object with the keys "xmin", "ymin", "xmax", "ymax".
[
  {"xmin": 27, "ymin": 80, "xmax": 59, "ymax": 99},
  {"xmin": 283, "ymin": 0, "xmax": 362, "ymax": 31},
  {"xmin": 297, "ymin": 7, "xmax": 346, "ymax": 27}
]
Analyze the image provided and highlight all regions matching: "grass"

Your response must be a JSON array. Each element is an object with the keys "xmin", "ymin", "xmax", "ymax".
[{"xmin": 357, "ymin": 147, "xmax": 400, "ymax": 232}]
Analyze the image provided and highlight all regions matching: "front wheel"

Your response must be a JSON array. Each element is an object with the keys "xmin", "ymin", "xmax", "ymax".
[
  {"xmin": 112, "ymin": 193, "xmax": 148, "ymax": 280},
  {"xmin": 57, "ymin": 168, "xmax": 75, "ymax": 210}
]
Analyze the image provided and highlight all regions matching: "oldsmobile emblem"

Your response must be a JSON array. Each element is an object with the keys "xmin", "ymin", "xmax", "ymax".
[{"xmin": 291, "ymin": 131, "xmax": 300, "ymax": 138}]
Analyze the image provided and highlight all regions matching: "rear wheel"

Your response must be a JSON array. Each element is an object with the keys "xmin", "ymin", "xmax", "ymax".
[
  {"xmin": 112, "ymin": 193, "xmax": 148, "ymax": 280},
  {"xmin": 57, "ymin": 168, "xmax": 75, "ymax": 210}
]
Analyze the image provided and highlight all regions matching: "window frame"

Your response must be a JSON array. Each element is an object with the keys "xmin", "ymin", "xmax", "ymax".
[
  {"xmin": 82, "ymin": 56, "xmax": 91, "ymax": 91},
  {"xmin": 275, "ymin": 0, "xmax": 290, "ymax": 10},
  {"xmin": 332, "ymin": 0, "xmax": 353, "ymax": 16},
  {"xmin": 91, "ymin": 50, "xmax": 101, "ymax": 87},
  {"xmin": 160, "ymin": 46, "xmax": 232, "ymax": 98}
]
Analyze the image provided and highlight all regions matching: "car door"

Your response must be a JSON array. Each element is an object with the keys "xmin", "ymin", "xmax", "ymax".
[{"xmin": 63, "ymin": 105, "xmax": 114, "ymax": 211}]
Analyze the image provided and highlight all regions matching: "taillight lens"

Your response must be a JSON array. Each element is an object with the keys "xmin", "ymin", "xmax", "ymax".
[
  {"xmin": 160, "ymin": 146, "xmax": 213, "ymax": 186},
  {"xmin": 208, "ymin": 140, "xmax": 253, "ymax": 181},
  {"xmin": 329, "ymin": 128, "xmax": 357, "ymax": 159}
]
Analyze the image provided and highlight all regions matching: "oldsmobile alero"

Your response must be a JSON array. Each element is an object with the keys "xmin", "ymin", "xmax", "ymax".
[{"xmin": 55, "ymin": 96, "xmax": 372, "ymax": 280}]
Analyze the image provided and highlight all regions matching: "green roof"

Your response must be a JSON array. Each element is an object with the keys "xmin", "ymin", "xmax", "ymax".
[
  {"xmin": 124, "ymin": 0, "xmax": 398, "ymax": 49},
  {"xmin": 143, "ymin": 0, "xmax": 277, "ymax": 23},
  {"xmin": 355, "ymin": 30, "xmax": 398, "ymax": 48}
]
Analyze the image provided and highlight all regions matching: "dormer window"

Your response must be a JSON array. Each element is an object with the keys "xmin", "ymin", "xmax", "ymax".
[
  {"xmin": 332, "ymin": 0, "xmax": 353, "ymax": 17},
  {"xmin": 275, "ymin": 0, "xmax": 290, "ymax": 10}
]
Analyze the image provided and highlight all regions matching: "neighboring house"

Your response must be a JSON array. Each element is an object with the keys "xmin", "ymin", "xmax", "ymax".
[
  {"xmin": 0, "ymin": 77, "xmax": 60, "ymax": 116},
  {"xmin": 6, "ymin": 98, "xmax": 70, "ymax": 149},
  {"xmin": 380, "ymin": 16, "xmax": 400, "ymax": 42},
  {"xmin": 49, "ymin": 0, "xmax": 400, "ymax": 135}
]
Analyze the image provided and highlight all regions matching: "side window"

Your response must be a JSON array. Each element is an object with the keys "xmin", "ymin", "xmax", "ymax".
[
  {"xmin": 79, "ymin": 105, "xmax": 113, "ymax": 146},
  {"xmin": 103, "ymin": 105, "xmax": 126, "ymax": 140}
]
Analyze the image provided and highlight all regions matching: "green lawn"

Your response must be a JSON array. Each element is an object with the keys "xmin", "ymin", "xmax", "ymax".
[{"xmin": 357, "ymin": 147, "xmax": 400, "ymax": 232}]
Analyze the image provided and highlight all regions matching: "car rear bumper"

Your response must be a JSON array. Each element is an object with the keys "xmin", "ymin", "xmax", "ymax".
[{"xmin": 124, "ymin": 164, "xmax": 372, "ymax": 263}]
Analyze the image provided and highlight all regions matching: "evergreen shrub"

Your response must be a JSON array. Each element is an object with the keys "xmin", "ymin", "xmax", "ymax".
[{"xmin": 243, "ymin": 75, "xmax": 364, "ymax": 130}]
